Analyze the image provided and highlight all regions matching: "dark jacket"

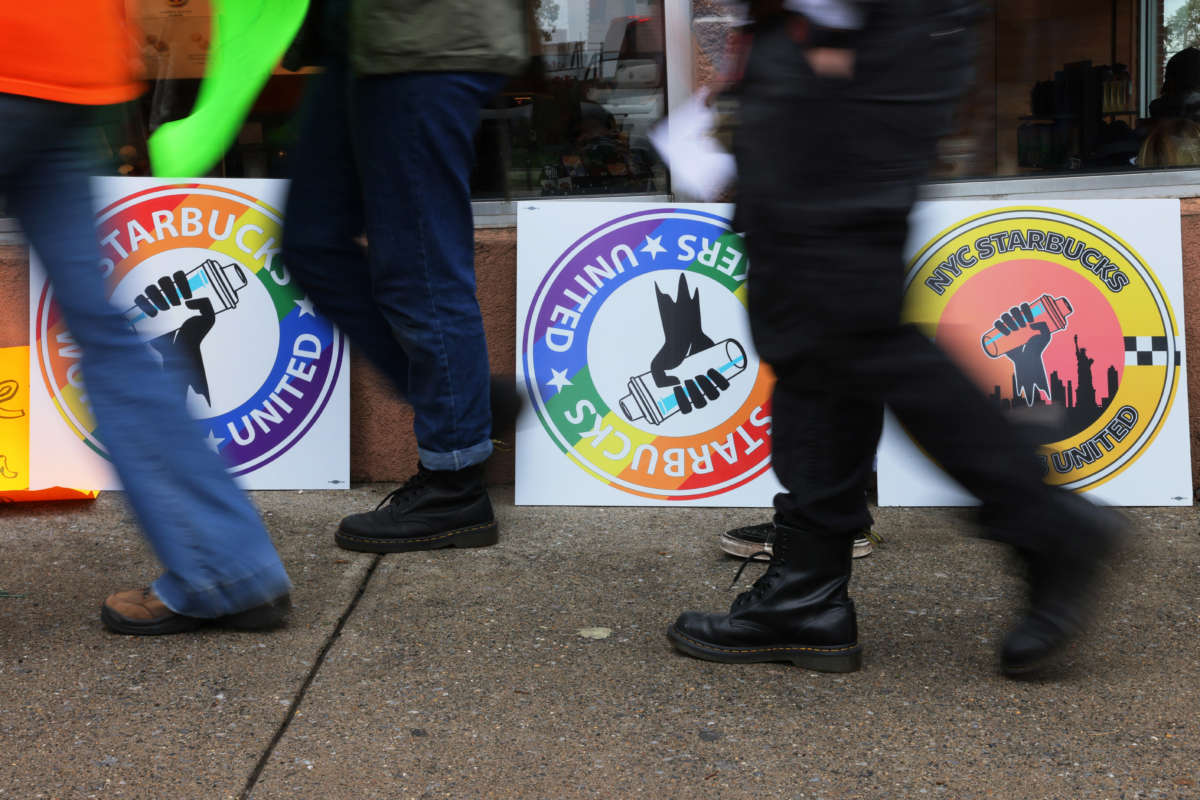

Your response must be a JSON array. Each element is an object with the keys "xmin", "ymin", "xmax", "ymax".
[
  {"xmin": 353, "ymin": 0, "xmax": 528, "ymax": 76},
  {"xmin": 286, "ymin": 0, "xmax": 529, "ymax": 76}
]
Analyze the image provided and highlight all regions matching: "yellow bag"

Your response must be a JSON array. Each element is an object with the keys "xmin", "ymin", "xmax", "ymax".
[{"xmin": 0, "ymin": 345, "xmax": 98, "ymax": 503}]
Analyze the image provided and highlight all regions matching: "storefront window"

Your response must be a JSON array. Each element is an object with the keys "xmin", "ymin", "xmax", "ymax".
[
  {"xmin": 104, "ymin": 0, "xmax": 668, "ymax": 199},
  {"xmin": 476, "ymin": 0, "xmax": 669, "ymax": 198},
  {"xmin": 99, "ymin": 1, "xmax": 312, "ymax": 180},
  {"xmin": 56, "ymin": 1, "xmax": 1200, "ymax": 200},
  {"xmin": 1164, "ymin": 0, "xmax": 1200, "ymax": 68},
  {"xmin": 942, "ymin": 0, "xmax": 1200, "ymax": 179}
]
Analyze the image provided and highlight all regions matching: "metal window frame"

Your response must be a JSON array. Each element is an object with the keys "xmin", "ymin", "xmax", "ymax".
[
  {"xmin": 473, "ymin": 168, "xmax": 1200, "ymax": 228},
  {"xmin": 1140, "ymin": 0, "xmax": 1158, "ymax": 117},
  {"xmin": 924, "ymin": 168, "xmax": 1200, "ymax": 200},
  {"xmin": 663, "ymin": 0, "xmax": 695, "ymax": 117}
]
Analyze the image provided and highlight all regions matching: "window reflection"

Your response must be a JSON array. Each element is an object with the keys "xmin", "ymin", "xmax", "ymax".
[
  {"xmin": 473, "ymin": 0, "xmax": 668, "ymax": 198},
  {"xmin": 1141, "ymin": 30, "xmax": 1200, "ymax": 167},
  {"xmin": 99, "ymin": 0, "xmax": 308, "ymax": 180},
  {"xmin": 943, "ymin": 0, "xmax": 1200, "ymax": 178},
  {"xmin": 101, "ymin": 0, "xmax": 669, "ymax": 198},
  {"xmin": 87, "ymin": 1, "xmax": 1200, "ymax": 194}
]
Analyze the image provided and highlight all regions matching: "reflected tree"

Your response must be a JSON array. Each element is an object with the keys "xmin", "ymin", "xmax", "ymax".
[
  {"xmin": 532, "ymin": 0, "xmax": 562, "ymax": 42},
  {"xmin": 1166, "ymin": 0, "xmax": 1200, "ymax": 57}
]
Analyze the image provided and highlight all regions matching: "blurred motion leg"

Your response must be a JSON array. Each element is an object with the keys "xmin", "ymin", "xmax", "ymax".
[{"xmin": 0, "ymin": 94, "xmax": 290, "ymax": 629}]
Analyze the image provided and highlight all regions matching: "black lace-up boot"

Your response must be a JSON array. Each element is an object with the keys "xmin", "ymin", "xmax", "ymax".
[
  {"xmin": 335, "ymin": 463, "xmax": 497, "ymax": 553},
  {"xmin": 998, "ymin": 498, "xmax": 1126, "ymax": 677},
  {"xmin": 668, "ymin": 524, "xmax": 861, "ymax": 673}
]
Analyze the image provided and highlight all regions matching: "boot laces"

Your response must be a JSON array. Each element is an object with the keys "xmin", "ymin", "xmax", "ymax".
[
  {"xmin": 729, "ymin": 550, "xmax": 771, "ymax": 589},
  {"xmin": 728, "ymin": 527, "xmax": 781, "ymax": 603},
  {"xmin": 375, "ymin": 466, "xmax": 434, "ymax": 510}
]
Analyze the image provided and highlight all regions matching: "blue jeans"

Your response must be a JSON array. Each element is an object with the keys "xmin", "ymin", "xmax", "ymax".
[
  {"xmin": 0, "ymin": 93, "xmax": 290, "ymax": 617},
  {"xmin": 282, "ymin": 64, "xmax": 506, "ymax": 471}
]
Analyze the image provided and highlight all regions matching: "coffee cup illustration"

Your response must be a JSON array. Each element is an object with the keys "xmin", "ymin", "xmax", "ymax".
[
  {"xmin": 980, "ymin": 294, "xmax": 1073, "ymax": 357},
  {"xmin": 620, "ymin": 338, "xmax": 747, "ymax": 425},
  {"xmin": 123, "ymin": 259, "xmax": 247, "ymax": 340}
]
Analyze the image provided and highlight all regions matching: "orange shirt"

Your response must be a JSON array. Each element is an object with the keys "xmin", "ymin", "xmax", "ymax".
[{"xmin": 0, "ymin": 1, "xmax": 142, "ymax": 105}]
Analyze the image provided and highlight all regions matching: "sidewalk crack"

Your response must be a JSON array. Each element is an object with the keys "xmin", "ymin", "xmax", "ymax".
[{"xmin": 239, "ymin": 554, "xmax": 383, "ymax": 799}]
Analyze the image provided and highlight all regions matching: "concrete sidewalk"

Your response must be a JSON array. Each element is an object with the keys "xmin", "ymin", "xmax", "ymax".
[{"xmin": 1, "ymin": 489, "xmax": 1197, "ymax": 799}]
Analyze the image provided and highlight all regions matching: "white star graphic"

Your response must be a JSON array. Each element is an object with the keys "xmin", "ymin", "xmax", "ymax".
[
  {"xmin": 641, "ymin": 235, "xmax": 667, "ymax": 260},
  {"xmin": 294, "ymin": 296, "xmax": 316, "ymax": 317},
  {"xmin": 546, "ymin": 369, "xmax": 573, "ymax": 393},
  {"xmin": 204, "ymin": 429, "xmax": 225, "ymax": 453}
]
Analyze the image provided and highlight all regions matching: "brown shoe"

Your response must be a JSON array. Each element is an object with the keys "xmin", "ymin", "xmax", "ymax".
[{"xmin": 101, "ymin": 587, "xmax": 291, "ymax": 636}]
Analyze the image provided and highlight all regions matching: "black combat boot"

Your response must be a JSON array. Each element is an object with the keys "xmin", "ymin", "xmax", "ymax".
[
  {"xmin": 335, "ymin": 463, "xmax": 497, "ymax": 553},
  {"xmin": 668, "ymin": 524, "xmax": 862, "ymax": 673},
  {"xmin": 999, "ymin": 498, "xmax": 1126, "ymax": 677}
]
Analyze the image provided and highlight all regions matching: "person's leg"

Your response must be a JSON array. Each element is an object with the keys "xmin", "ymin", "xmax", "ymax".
[
  {"xmin": 774, "ymin": 218, "xmax": 1125, "ymax": 677},
  {"xmin": 720, "ymin": 347, "xmax": 880, "ymax": 560},
  {"xmin": 741, "ymin": 7, "xmax": 1085, "ymax": 533},
  {"xmin": 1, "ymin": 95, "xmax": 289, "ymax": 629},
  {"xmin": 671, "ymin": 12, "xmax": 1120, "ymax": 676},
  {"xmin": 668, "ymin": 357, "xmax": 870, "ymax": 672},
  {"xmin": 770, "ymin": 371, "xmax": 882, "ymax": 536},
  {"xmin": 751, "ymin": 201, "xmax": 1099, "ymax": 556},
  {"xmin": 328, "ymin": 71, "xmax": 510, "ymax": 554},
  {"xmin": 351, "ymin": 71, "xmax": 506, "ymax": 470},
  {"xmin": 281, "ymin": 60, "xmax": 412, "ymax": 397},
  {"xmin": 669, "ymin": 17, "xmax": 893, "ymax": 670}
]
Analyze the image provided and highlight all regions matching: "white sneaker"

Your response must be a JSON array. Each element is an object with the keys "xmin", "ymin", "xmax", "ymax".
[{"xmin": 720, "ymin": 523, "xmax": 876, "ymax": 560}]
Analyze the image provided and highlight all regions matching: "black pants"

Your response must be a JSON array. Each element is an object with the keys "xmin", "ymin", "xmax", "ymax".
[{"xmin": 735, "ymin": 6, "xmax": 1084, "ymax": 554}]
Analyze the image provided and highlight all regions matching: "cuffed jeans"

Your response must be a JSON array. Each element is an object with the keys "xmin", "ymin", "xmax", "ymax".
[
  {"xmin": 282, "ymin": 58, "xmax": 505, "ymax": 471},
  {"xmin": 0, "ymin": 93, "xmax": 290, "ymax": 617}
]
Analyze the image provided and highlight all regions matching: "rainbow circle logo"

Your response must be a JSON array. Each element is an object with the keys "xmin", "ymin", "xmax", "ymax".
[
  {"xmin": 35, "ymin": 183, "xmax": 345, "ymax": 476},
  {"xmin": 522, "ymin": 208, "xmax": 774, "ymax": 500},
  {"xmin": 904, "ymin": 206, "xmax": 1181, "ymax": 492}
]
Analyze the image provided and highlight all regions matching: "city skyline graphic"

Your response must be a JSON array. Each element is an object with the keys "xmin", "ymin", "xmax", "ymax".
[{"xmin": 987, "ymin": 333, "xmax": 1119, "ymax": 443}]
